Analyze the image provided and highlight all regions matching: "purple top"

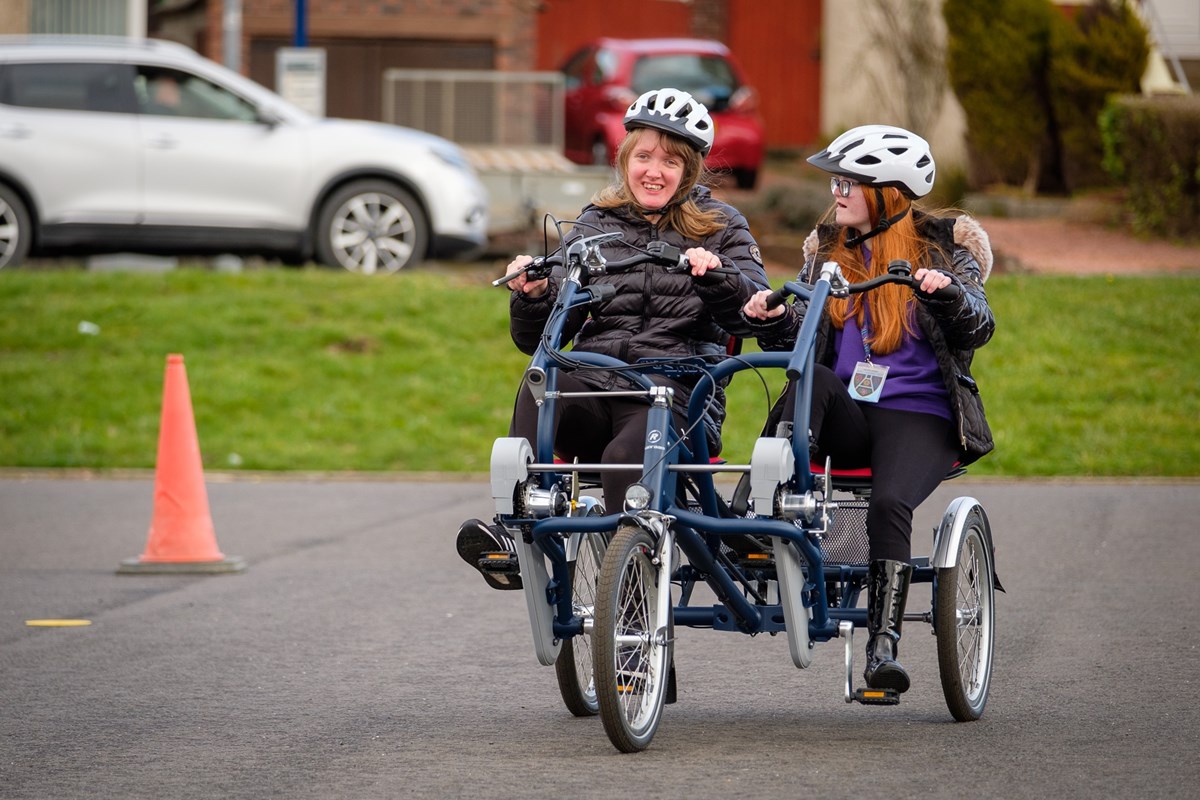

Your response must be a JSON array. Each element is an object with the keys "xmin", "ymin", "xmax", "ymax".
[{"xmin": 831, "ymin": 298, "xmax": 951, "ymax": 421}]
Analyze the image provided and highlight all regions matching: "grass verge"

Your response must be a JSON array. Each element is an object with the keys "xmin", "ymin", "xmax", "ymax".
[{"xmin": 2, "ymin": 266, "xmax": 1196, "ymax": 476}]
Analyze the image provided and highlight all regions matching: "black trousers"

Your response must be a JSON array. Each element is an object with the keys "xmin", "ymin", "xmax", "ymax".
[
  {"xmin": 509, "ymin": 373, "xmax": 688, "ymax": 511},
  {"xmin": 801, "ymin": 364, "xmax": 959, "ymax": 563}
]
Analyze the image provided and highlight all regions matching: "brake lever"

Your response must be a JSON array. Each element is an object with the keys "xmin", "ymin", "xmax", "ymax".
[{"xmin": 492, "ymin": 256, "xmax": 551, "ymax": 287}]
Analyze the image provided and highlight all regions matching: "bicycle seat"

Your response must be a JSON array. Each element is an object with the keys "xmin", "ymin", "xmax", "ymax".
[{"xmin": 813, "ymin": 463, "xmax": 967, "ymax": 493}]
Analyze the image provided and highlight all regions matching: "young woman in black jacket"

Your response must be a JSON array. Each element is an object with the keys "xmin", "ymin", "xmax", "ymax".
[
  {"xmin": 458, "ymin": 88, "xmax": 770, "ymax": 591},
  {"xmin": 743, "ymin": 125, "xmax": 996, "ymax": 694}
]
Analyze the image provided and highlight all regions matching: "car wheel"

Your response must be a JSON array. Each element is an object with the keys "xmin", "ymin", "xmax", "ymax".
[
  {"xmin": 733, "ymin": 168, "xmax": 758, "ymax": 190},
  {"xmin": 0, "ymin": 184, "xmax": 32, "ymax": 269},
  {"xmin": 315, "ymin": 180, "xmax": 428, "ymax": 274}
]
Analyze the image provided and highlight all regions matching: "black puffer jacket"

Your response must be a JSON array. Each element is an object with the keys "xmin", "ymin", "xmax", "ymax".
[
  {"xmin": 510, "ymin": 186, "xmax": 770, "ymax": 454},
  {"xmin": 749, "ymin": 213, "xmax": 996, "ymax": 463}
]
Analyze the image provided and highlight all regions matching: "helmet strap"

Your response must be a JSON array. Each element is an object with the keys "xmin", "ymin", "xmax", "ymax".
[{"xmin": 845, "ymin": 189, "xmax": 910, "ymax": 248}]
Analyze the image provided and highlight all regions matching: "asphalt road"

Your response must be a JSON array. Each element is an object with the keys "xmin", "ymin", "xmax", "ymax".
[{"xmin": 1, "ymin": 475, "xmax": 1197, "ymax": 799}]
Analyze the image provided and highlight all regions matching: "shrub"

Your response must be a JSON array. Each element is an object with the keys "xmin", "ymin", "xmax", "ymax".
[
  {"xmin": 944, "ymin": 0, "xmax": 1060, "ymax": 192},
  {"xmin": 946, "ymin": 0, "xmax": 1149, "ymax": 195},
  {"xmin": 1049, "ymin": 1, "xmax": 1149, "ymax": 192},
  {"xmin": 1101, "ymin": 94, "xmax": 1200, "ymax": 237}
]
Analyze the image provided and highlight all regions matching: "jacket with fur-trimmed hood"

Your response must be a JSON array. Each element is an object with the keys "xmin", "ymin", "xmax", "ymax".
[
  {"xmin": 748, "ymin": 212, "xmax": 996, "ymax": 463},
  {"xmin": 508, "ymin": 186, "xmax": 770, "ymax": 455}
]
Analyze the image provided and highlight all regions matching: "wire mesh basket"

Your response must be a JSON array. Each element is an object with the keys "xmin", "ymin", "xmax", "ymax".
[{"xmin": 820, "ymin": 499, "xmax": 871, "ymax": 565}]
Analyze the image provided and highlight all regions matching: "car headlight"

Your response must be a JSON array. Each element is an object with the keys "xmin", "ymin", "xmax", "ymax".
[{"xmin": 431, "ymin": 143, "xmax": 472, "ymax": 172}]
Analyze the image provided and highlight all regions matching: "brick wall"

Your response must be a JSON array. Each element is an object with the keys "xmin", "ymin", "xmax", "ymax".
[{"xmin": 206, "ymin": 0, "xmax": 538, "ymax": 74}]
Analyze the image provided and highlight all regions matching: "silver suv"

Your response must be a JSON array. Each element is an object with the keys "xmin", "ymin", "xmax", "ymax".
[{"xmin": 0, "ymin": 36, "xmax": 489, "ymax": 273}]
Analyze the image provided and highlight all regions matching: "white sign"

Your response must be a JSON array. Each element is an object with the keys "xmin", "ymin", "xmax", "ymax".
[{"xmin": 276, "ymin": 47, "xmax": 326, "ymax": 117}]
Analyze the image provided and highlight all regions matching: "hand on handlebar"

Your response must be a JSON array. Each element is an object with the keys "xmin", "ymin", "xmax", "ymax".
[
  {"xmin": 743, "ymin": 289, "xmax": 787, "ymax": 320},
  {"xmin": 913, "ymin": 268, "xmax": 953, "ymax": 296},
  {"xmin": 684, "ymin": 247, "xmax": 721, "ymax": 278},
  {"xmin": 502, "ymin": 255, "xmax": 549, "ymax": 298}
]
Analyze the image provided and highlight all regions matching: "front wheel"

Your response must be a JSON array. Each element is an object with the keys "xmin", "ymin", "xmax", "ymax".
[
  {"xmin": 593, "ymin": 524, "xmax": 673, "ymax": 753},
  {"xmin": 554, "ymin": 529, "xmax": 609, "ymax": 716},
  {"xmin": 934, "ymin": 507, "xmax": 996, "ymax": 721},
  {"xmin": 315, "ymin": 179, "xmax": 428, "ymax": 274}
]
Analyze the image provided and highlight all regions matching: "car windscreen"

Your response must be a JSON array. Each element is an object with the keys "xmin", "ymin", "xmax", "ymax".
[{"xmin": 629, "ymin": 54, "xmax": 739, "ymax": 111}]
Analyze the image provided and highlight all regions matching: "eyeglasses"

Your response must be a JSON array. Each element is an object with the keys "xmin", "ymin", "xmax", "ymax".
[{"xmin": 830, "ymin": 177, "xmax": 859, "ymax": 197}]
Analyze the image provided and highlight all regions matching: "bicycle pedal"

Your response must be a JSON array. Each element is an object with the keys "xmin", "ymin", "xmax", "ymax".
[
  {"xmin": 853, "ymin": 688, "xmax": 900, "ymax": 705},
  {"xmin": 738, "ymin": 552, "xmax": 774, "ymax": 569},
  {"xmin": 476, "ymin": 551, "xmax": 519, "ymax": 575}
]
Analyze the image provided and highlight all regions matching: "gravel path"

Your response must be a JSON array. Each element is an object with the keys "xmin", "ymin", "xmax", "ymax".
[{"xmin": 979, "ymin": 216, "xmax": 1200, "ymax": 275}]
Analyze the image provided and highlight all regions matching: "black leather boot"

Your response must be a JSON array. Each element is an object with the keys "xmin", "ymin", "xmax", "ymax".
[{"xmin": 863, "ymin": 559, "xmax": 913, "ymax": 693}]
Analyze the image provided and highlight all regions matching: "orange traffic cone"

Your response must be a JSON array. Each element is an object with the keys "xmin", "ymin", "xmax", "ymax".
[{"xmin": 118, "ymin": 354, "xmax": 245, "ymax": 574}]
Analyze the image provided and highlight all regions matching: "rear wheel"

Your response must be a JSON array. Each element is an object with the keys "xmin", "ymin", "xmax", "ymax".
[
  {"xmin": 0, "ymin": 184, "xmax": 32, "ymax": 269},
  {"xmin": 935, "ymin": 508, "xmax": 996, "ymax": 721},
  {"xmin": 554, "ymin": 529, "xmax": 608, "ymax": 716},
  {"xmin": 593, "ymin": 524, "xmax": 672, "ymax": 752},
  {"xmin": 315, "ymin": 179, "xmax": 428, "ymax": 274}
]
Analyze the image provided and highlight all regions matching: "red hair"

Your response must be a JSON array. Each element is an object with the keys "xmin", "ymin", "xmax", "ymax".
[{"xmin": 824, "ymin": 187, "xmax": 931, "ymax": 353}]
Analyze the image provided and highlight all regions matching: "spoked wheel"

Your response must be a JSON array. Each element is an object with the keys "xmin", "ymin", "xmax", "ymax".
[
  {"xmin": 554, "ymin": 529, "xmax": 609, "ymax": 716},
  {"xmin": 593, "ymin": 524, "xmax": 673, "ymax": 753},
  {"xmin": 934, "ymin": 506, "xmax": 996, "ymax": 721}
]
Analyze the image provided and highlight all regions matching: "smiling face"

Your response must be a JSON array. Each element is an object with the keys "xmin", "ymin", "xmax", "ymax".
[{"xmin": 623, "ymin": 128, "xmax": 687, "ymax": 212}]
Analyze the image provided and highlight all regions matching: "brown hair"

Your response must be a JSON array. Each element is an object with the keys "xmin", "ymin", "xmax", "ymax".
[
  {"xmin": 592, "ymin": 128, "xmax": 726, "ymax": 239},
  {"xmin": 822, "ymin": 186, "xmax": 944, "ymax": 354}
]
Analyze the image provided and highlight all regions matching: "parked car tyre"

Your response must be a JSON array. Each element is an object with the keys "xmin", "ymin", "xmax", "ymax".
[
  {"xmin": 732, "ymin": 168, "xmax": 758, "ymax": 191},
  {"xmin": 0, "ymin": 183, "xmax": 31, "ymax": 269},
  {"xmin": 315, "ymin": 180, "xmax": 429, "ymax": 274}
]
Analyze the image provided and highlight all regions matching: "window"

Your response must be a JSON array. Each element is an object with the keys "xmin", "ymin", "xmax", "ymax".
[
  {"xmin": 630, "ymin": 54, "xmax": 740, "ymax": 109},
  {"xmin": 0, "ymin": 62, "xmax": 135, "ymax": 113},
  {"xmin": 134, "ymin": 67, "xmax": 259, "ymax": 122},
  {"xmin": 561, "ymin": 47, "xmax": 594, "ymax": 91}
]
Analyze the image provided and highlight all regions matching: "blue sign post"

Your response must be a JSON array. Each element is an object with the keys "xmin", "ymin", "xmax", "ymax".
[{"xmin": 294, "ymin": 0, "xmax": 308, "ymax": 48}]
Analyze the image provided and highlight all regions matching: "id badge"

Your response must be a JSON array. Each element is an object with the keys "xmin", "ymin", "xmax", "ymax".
[{"xmin": 850, "ymin": 361, "xmax": 889, "ymax": 403}]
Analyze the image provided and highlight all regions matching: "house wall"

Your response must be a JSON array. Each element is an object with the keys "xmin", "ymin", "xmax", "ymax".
[
  {"xmin": 203, "ymin": 0, "xmax": 538, "ymax": 121},
  {"xmin": 820, "ymin": 0, "xmax": 967, "ymax": 172},
  {"xmin": 0, "ymin": 2, "xmax": 28, "ymax": 35},
  {"xmin": 204, "ymin": 0, "xmax": 824, "ymax": 147}
]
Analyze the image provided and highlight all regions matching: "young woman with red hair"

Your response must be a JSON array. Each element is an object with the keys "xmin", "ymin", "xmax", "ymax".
[{"xmin": 743, "ymin": 125, "xmax": 996, "ymax": 695}]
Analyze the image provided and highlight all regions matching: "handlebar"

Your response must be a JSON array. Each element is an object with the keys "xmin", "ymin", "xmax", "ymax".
[
  {"xmin": 763, "ymin": 259, "xmax": 960, "ymax": 309},
  {"xmin": 493, "ymin": 236, "xmax": 736, "ymax": 288}
]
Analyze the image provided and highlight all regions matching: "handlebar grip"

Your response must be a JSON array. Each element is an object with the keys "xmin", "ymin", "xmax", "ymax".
[
  {"xmin": 920, "ymin": 282, "xmax": 961, "ymax": 301},
  {"xmin": 764, "ymin": 289, "xmax": 788, "ymax": 310},
  {"xmin": 584, "ymin": 284, "xmax": 616, "ymax": 303}
]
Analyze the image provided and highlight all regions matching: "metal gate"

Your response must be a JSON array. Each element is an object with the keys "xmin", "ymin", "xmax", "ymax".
[{"xmin": 382, "ymin": 68, "xmax": 565, "ymax": 152}]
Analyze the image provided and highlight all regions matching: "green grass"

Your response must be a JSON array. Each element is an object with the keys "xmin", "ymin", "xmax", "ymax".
[{"xmin": 1, "ymin": 266, "xmax": 1197, "ymax": 476}]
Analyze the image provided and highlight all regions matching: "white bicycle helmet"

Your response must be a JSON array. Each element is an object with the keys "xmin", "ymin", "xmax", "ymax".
[
  {"xmin": 807, "ymin": 124, "xmax": 936, "ymax": 199},
  {"xmin": 623, "ymin": 88, "xmax": 715, "ymax": 157}
]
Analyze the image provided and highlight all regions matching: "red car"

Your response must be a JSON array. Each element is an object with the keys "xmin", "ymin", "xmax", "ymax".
[{"xmin": 560, "ymin": 37, "xmax": 765, "ymax": 189}]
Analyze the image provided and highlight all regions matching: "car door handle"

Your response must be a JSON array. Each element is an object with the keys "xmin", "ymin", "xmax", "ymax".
[
  {"xmin": 0, "ymin": 123, "xmax": 31, "ymax": 140},
  {"xmin": 146, "ymin": 134, "xmax": 179, "ymax": 149}
]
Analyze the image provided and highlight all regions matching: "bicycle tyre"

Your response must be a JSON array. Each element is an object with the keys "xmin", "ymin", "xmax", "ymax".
[
  {"xmin": 593, "ymin": 524, "xmax": 673, "ymax": 753},
  {"xmin": 934, "ymin": 507, "xmax": 996, "ymax": 721},
  {"xmin": 555, "ymin": 530, "xmax": 608, "ymax": 716}
]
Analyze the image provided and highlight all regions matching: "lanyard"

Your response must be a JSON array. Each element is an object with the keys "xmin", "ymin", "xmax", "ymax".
[{"xmin": 858, "ymin": 300, "xmax": 874, "ymax": 363}]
